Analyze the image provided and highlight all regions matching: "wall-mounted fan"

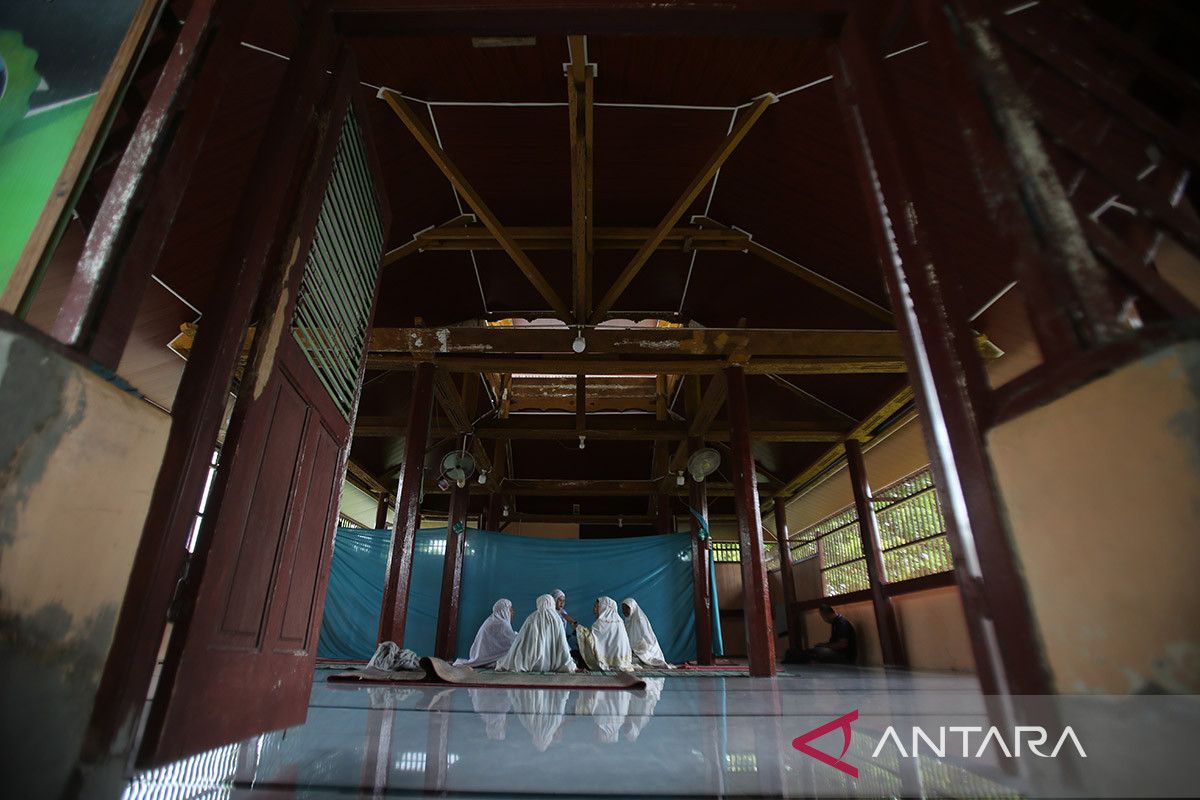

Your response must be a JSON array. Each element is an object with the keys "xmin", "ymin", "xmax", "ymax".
[
  {"xmin": 440, "ymin": 450, "xmax": 476, "ymax": 488},
  {"xmin": 687, "ymin": 447, "xmax": 721, "ymax": 483}
]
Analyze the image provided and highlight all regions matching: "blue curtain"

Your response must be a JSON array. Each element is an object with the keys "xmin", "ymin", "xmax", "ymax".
[{"xmin": 318, "ymin": 527, "xmax": 698, "ymax": 664}]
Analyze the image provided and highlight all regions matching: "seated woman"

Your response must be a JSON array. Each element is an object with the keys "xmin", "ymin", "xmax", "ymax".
[
  {"xmin": 495, "ymin": 594, "xmax": 577, "ymax": 673},
  {"xmin": 621, "ymin": 597, "xmax": 673, "ymax": 669},
  {"xmin": 565, "ymin": 596, "xmax": 635, "ymax": 672},
  {"xmin": 453, "ymin": 599, "xmax": 517, "ymax": 668}
]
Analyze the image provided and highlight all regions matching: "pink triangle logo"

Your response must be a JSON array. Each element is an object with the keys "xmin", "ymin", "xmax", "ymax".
[{"xmin": 791, "ymin": 709, "xmax": 859, "ymax": 778}]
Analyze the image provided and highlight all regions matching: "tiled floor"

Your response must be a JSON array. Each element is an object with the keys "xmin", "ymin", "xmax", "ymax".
[{"xmin": 121, "ymin": 665, "xmax": 1198, "ymax": 798}]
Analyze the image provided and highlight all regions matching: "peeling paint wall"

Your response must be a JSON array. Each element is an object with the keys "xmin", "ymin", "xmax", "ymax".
[
  {"xmin": 989, "ymin": 340, "xmax": 1200, "ymax": 693},
  {"xmin": 0, "ymin": 328, "xmax": 169, "ymax": 797}
]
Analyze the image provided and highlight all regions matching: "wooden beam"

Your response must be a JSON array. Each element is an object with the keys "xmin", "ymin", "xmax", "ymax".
[
  {"xmin": 693, "ymin": 216, "xmax": 895, "ymax": 325},
  {"xmin": 494, "ymin": 478, "xmax": 752, "ymax": 497},
  {"xmin": 367, "ymin": 354, "xmax": 908, "ymax": 375},
  {"xmin": 589, "ymin": 94, "xmax": 776, "ymax": 322},
  {"xmin": 510, "ymin": 513, "xmax": 657, "ymax": 525},
  {"xmin": 378, "ymin": 89, "xmax": 571, "ymax": 319},
  {"xmin": 354, "ymin": 414, "xmax": 846, "ymax": 442},
  {"xmin": 567, "ymin": 35, "xmax": 595, "ymax": 322},
  {"xmin": 410, "ymin": 224, "xmax": 749, "ymax": 251},
  {"xmin": 369, "ymin": 326, "xmax": 907, "ymax": 357}
]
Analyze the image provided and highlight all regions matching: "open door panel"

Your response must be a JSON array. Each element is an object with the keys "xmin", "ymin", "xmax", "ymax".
[{"xmin": 139, "ymin": 63, "xmax": 392, "ymax": 766}]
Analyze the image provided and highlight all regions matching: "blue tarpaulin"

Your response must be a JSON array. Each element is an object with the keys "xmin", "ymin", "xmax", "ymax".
[{"xmin": 317, "ymin": 527, "xmax": 702, "ymax": 664}]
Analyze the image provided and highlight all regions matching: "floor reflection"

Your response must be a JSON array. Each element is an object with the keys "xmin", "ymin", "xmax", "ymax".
[{"xmin": 122, "ymin": 668, "xmax": 1200, "ymax": 799}]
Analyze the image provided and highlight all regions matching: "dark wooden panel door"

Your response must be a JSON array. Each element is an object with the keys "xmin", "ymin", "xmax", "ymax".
[
  {"xmin": 147, "ymin": 347, "xmax": 348, "ymax": 764},
  {"xmin": 140, "ymin": 69, "xmax": 391, "ymax": 766}
]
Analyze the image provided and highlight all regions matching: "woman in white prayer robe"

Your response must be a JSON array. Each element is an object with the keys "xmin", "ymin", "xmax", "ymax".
[
  {"xmin": 565, "ymin": 596, "xmax": 635, "ymax": 672},
  {"xmin": 454, "ymin": 599, "xmax": 517, "ymax": 668},
  {"xmin": 621, "ymin": 597, "xmax": 673, "ymax": 669},
  {"xmin": 495, "ymin": 594, "xmax": 577, "ymax": 673}
]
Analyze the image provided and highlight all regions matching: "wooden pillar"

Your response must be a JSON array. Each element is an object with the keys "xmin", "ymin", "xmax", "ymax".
[
  {"xmin": 485, "ymin": 436, "xmax": 505, "ymax": 531},
  {"xmin": 725, "ymin": 365, "xmax": 775, "ymax": 676},
  {"xmin": 374, "ymin": 493, "xmax": 390, "ymax": 530},
  {"xmin": 434, "ymin": 482, "xmax": 470, "ymax": 660},
  {"xmin": 688, "ymin": 459, "xmax": 716, "ymax": 665},
  {"xmin": 378, "ymin": 361, "xmax": 435, "ymax": 645},
  {"xmin": 654, "ymin": 374, "xmax": 673, "ymax": 532},
  {"xmin": 832, "ymin": 10, "xmax": 1049, "ymax": 693},
  {"xmin": 773, "ymin": 502, "xmax": 804, "ymax": 654},
  {"xmin": 845, "ymin": 440, "xmax": 907, "ymax": 666}
]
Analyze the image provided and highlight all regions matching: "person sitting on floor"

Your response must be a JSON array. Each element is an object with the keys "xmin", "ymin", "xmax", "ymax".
[
  {"xmin": 453, "ymin": 598, "xmax": 517, "ymax": 668},
  {"xmin": 495, "ymin": 593, "xmax": 577, "ymax": 673},
  {"xmin": 784, "ymin": 603, "xmax": 858, "ymax": 665},
  {"xmin": 551, "ymin": 588, "xmax": 584, "ymax": 667},
  {"xmin": 564, "ymin": 596, "xmax": 635, "ymax": 672},
  {"xmin": 620, "ymin": 597, "xmax": 673, "ymax": 669}
]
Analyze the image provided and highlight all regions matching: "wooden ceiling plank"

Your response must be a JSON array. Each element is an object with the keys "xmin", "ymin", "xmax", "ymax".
[
  {"xmin": 378, "ymin": 88, "xmax": 571, "ymax": 319},
  {"xmin": 588, "ymin": 94, "xmax": 777, "ymax": 322}
]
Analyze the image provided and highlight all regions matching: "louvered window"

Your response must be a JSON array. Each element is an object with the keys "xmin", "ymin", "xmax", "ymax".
[{"xmin": 291, "ymin": 110, "xmax": 384, "ymax": 418}]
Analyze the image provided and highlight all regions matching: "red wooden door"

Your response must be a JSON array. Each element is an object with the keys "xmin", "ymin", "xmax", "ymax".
[
  {"xmin": 140, "ymin": 75, "xmax": 390, "ymax": 765},
  {"xmin": 149, "ymin": 345, "xmax": 349, "ymax": 764}
]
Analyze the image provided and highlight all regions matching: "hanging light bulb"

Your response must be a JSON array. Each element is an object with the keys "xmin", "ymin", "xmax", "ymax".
[
  {"xmin": 572, "ymin": 328, "xmax": 587, "ymax": 353},
  {"xmin": 578, "ymin": 434, "xmax": 586, "ymax": 449},
  {"xmin": 477, "ymin": 469, "xmax": 488, "ymax": 485},
  {"xmin": 502, "ymin": 505, "xmax": 510, "ymax": 517},
  {"xmin": 676, "ymin": 471, "xmax": 686, "ymax": 486}
]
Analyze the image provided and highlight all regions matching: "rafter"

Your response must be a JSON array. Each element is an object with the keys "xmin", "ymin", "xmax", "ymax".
[
  {"xmin": 589, "ymin": 93, "xmax": 777, "ymax": 322},
  {"xmin": 769, "ymin": 384, "xmax": 915, "ymax": 508},
  {"xmin": 378, "ymin": 88, "xmax": 571, "ymax": 319},
  {"xmin": 400, "ymin": 224, "xmax": 749, "ymax": 252},
  {"xmin": 567, "ymin": 35, "xmax": 595, "ymax": 323},
  {"xmin": 692, "ymin": 216, "xmax": 895, "ymax": 324},
  {"xmin": 382, "ymin": 213, "xmax": 476, "ymax": 267},
  {"xmin": 346, "ymin": 458, "xmax": 387, "ymax": 495}
]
